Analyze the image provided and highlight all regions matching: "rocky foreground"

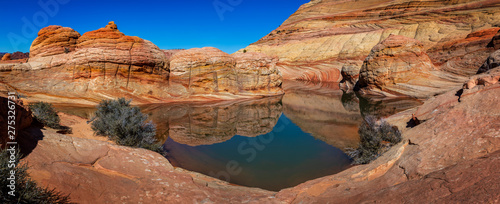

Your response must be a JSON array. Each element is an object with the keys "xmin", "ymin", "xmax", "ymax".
[{"xmin": 0, "ymin": 22, "xmax": 283, "ymax": 105}]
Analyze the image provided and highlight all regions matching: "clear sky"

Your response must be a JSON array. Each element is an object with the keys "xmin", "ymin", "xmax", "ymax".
[{"xmin": 0, "ymin": 0, "xmax": 309, "ymax": 54}]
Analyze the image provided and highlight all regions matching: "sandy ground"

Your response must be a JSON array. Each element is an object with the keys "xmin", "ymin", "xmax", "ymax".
[{"xmin": 57, "ymin": 112, "xmax": 112, "ymax": 143}]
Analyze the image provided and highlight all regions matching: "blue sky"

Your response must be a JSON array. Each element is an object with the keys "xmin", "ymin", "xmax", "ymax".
[{"xmin": 0, "ymin": 0, "xmax": 309, "ymax": 54}]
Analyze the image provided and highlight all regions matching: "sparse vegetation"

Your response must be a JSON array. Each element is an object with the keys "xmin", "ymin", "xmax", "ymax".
[
  {"xmin": 348, "ymin": 116, "xmax": 402, "ymax": 164},
  {"xmin": 29, "ymin": 102, "xmax": 61, "ymax": 129},
  {"xmin": 90, "ymin": 98, "xmax": 162, "ymax": 152},
  {"xmin": 243, "ymin": 49, "xmax": 247, "ymax": 53},
  {"xmin": 0, "ymin": 148, "xmax": 73, "ymax": 203}
]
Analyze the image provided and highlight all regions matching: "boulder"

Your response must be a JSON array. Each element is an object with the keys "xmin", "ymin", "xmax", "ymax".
[
  {"xmin": 1, "ymin": 53, "xmax": 11, "ymax": 61},
  {"xmin": 339, "ymin": 62, "xmax": 361, "ymax": 91},
  {"xmin": 357, "ymin": 35, "xmax": 438, "ymax": 97},
  {"xmin": 477, "ymin": 49, "xmax": 500, "ymax": 74}
]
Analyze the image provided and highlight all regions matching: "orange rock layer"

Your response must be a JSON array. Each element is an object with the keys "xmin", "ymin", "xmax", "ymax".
[{"xmin": 0, "ymin": 22, "xmax": 283, "ymax": 104}]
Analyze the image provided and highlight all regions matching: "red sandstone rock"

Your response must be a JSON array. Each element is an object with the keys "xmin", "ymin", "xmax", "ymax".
[
  {"xmin": 357, "ymin": 34, "xmax": 449, "ymax": 98},
  {"xmin": 71, "ymin": 21, "xmax": 167, "ymax": 74},
  {"xmin": 1, "ymin": 53, "xmax": 11, "ymax": 61},
  {"xmin": 1, "ymin": 23, "xmax": 283, "ymax": 104},
  {"xmin": 30, "ymin": 25, "xmax": 80, "ymax": 58},
  {"xmin": 428, "ymin": 27, "xmax": 500, "ymax": 76},
  {"xmin": 10, "ymin": 51, "xmax": 29, "ymax": 60}
]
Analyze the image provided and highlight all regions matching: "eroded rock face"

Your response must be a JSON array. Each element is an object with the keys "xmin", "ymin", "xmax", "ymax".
[
  {"xmin": 0, "ymin": 96, "xmax": 32, "ymax": 149},
  {"xmin": 357, "ymin": 35, "xmax": 432, "ymax": 96},
  {"xmin": 170, "ymin": 47, "xmax": 237, "ymax": 95},
  {"xmin": 477, "ymin": 49, "xmax": 500, "ymax": 74},
  {"xmin": 233, "ymin": 52, "xmax": 283, "ymax": 94},
  {"xmin": 1, "ymin": 53, "xmax": 11, "ymax": 61},
  {"xmin": 428, "ymin": 27, "xmax": 500, "ymax": 76},
  {"xmin": 30, "ymin": 25, "xmax": 81, "ymax": 58},
  {"xmin": 359, "ymin": 35, "xmax": 433, "ymax": 86},
  {"xmin": 169, "ymin": 48, "xmax": 283, "ymax": 97},
  {"xmin": 356, "ymin": 35, "xmax": 462, "ymax": 98},
  {"xmin": 70, "ymin": 21, "xmax": 167, "ymax": 78},
  {"xmin": 241, "ymin": 0, "xmax": 500, "ymax": 84},
  {"xmin": 339, "ymin": 62, "xmax": 361, "ymax": 91}
]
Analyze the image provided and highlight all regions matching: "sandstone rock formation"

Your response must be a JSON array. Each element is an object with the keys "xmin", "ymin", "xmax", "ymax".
[
  {"xmin": 70, "ymin": 21, "xmax": 167, "ymax": 79},
  {"xmin": 30, "ymin": 25, "xmax": 80, "ymax": 58},
  {"xmin": 477, "ymin": 49, "xmax": 500, "ymax": 74},
  {"xmin": 356, "ymin": 34, "xmax": 455, "ymax": 97},
  {"xmin": 1, "ymin": 53, "xmax": 11, "ymax": 61},
  {"xmin": 240, "ymin": 0, "xmax": 500, "ymax": 87},
  {"xmin": 169, "ymin": 48, "xmax": 283, "ymax": 97},
  {"xmin": 233, "ymin": 52, "xmax": 282, "ymax": 94},
  {"xmin": 170, "ymin": 47, "xmax": 237, "ymax": 95},
  {"xmin": 428, "ymin": 27, "xmax": 500, "ymax": 76},
  {"xmin": 0, "ymin": 22, "xmax": 283, "ymax": 104},
  {"xmin": 339, "ymin": 62, "xmax": 361, "ymax": 91},
  {"xmin": 10, "ymin": 51, "xmax": 29, "ymax": 60}
]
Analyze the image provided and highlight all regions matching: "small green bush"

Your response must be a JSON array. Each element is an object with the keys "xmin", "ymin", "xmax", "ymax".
[
  {"xmin": 348, "ymin": 116, "xmax": 402, "ymax": 164},
  {"xmin": 0, "ymin": 148, "xmax": 73, "ymax": 203},
  {"xmin": 29, "ymin": 102, "xmax": 61, "ymax": 129},
  {"xmin": 91, "ymin": 98, "xmax": 162, "ymax": 152}
]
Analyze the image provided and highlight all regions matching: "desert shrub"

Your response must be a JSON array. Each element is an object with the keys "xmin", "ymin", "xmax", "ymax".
[
  {"xmin": 348, "ymin": 116, "xmax": 402, "ymax": 164},
  {"xmin": 29, "ymin": 102, "xmax": 61, "ymax": 129},
  {"xmin": 0, "ymin": 148, "xmax": 73, "ymax": 203},
  {"xmin": 91, "ymin": 98, "xmax": 162, "ymax": 152}
]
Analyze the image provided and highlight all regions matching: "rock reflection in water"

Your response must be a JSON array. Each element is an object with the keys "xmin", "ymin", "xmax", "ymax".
[
  {"xmin": 357, "ymin": 94, "xmax": 424, "ymax": 118},
  {"xmin": 282, "ymin": 80, "xmax": 363, "ymax": 150},
  {"xmin": 141, "ymin": 96, "xmax": 283, "ymax": 146}
]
